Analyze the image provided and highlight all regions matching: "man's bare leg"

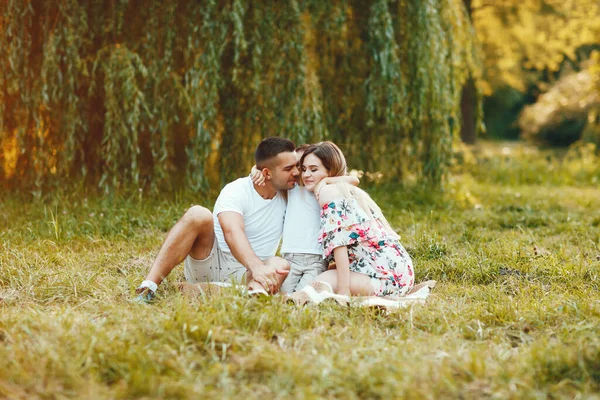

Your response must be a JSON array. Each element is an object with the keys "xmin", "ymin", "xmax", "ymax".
[{"xmin": 139, "ymin": 206, "xmax": 215, "ymax": 290}]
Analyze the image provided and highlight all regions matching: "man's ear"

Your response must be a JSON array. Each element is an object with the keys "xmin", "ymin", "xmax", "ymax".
[{"xmin": 261, "ymin": 167, "xmax": 271, "ymax": 180}]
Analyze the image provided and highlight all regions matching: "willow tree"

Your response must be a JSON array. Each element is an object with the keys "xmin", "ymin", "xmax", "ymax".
[{"xmin": 0, "ymin": 0, "xmax": 481, "ymax": 194}]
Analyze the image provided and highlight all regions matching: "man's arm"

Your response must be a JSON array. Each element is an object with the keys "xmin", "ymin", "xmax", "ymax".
[
  {"xmin": 218, "ymin": 211, "xmax": 263, "ymax": 271},
  {"xmin": 218, "ymin": 211, "xmax": 282, "ymax": 292}
]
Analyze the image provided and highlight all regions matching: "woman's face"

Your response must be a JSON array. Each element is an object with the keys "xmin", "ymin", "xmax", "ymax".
[{"xmin": 302, "ymin": 153, "xmax": 329, "ymax": 191}]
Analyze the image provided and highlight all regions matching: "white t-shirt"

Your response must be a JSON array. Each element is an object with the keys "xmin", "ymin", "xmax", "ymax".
[
  {"xmin": 213, "ymin": 177, "xmax": 286, "ymax": 260},
  {"xmin": 280, "ymin": 186, "xmax": 322, "ymax": 255}
]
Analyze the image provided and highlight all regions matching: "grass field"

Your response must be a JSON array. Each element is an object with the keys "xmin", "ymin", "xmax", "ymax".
[{"xmin": 1, "ymin": 142, "xmax": 600, "ymax": 399}]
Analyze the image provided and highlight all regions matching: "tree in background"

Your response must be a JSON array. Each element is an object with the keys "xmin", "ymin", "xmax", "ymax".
[
  {"xmin": 518, "ymin": 52, "xmax": 600, "ymax": 147},
  {"xmin": 472, "ymin": 0, "xmax": 600, "ymax": 140},
  {"xmin": 474, "ymin": 0, "xmax": 600, "ymax": 91},
  {"xmin": 0, "ymin": 0, "xmax": 481, "ymax": 194},
  {"xmin": 458, "ymin": 0, "xmax": 480, "ymax": 145}
]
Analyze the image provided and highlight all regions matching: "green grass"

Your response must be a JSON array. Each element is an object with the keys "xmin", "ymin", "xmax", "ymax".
[{"xmin": 1, "ymin": 141, "xmax": 600, "ymax": 399}]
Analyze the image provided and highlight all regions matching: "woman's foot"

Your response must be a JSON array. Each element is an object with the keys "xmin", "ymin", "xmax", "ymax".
[
  {"xmin": 287, "ymin": 281, "xmax": 349, "ymax": 306},
  {"xmin": 406, "ymin": 280, "xmax": 437, "ymax": 295},
  {"xmin": 246, "ymin": 280, "xmax": 269, "ymax": 296}
]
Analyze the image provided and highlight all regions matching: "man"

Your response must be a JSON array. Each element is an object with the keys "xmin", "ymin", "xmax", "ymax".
[{"xmin": 136, "ymin": 137, "xmax": 299, "ymax": 302}]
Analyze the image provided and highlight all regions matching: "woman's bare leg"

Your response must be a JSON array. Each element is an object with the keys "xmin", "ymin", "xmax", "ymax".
[{"xmin": 313, "ymin": 270, "xmax": 374, "ymax": 296}]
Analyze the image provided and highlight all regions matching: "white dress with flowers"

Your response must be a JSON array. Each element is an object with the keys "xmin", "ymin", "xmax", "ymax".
[{"xmin": 318, "ymin": 198, "xmax": 415, "ymax": 297}]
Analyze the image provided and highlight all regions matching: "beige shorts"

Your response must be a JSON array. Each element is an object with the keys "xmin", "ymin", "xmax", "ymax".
[{"xmin": 184, "ymin": 238, "xmax": 247, "ymax": 284}]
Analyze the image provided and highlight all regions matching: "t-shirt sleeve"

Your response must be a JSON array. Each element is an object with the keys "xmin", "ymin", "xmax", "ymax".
[{"xmin": 213, "ymin": 182, "xmax": 246, "ymax": 216}]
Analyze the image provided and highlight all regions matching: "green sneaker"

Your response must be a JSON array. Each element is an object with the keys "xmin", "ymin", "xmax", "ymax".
[
  {"xmin": 134, "ymin": 287, "xmax": 156, "ymax": 304},
  {"xmin": 134, "ymin": 280, "xmax": 158, "ymax": 304}
]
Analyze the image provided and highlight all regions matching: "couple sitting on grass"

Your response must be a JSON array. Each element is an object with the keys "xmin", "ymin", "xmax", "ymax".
[{"xmin": 136, "ymin": 137, "xmax": 421, "ymax": 305}]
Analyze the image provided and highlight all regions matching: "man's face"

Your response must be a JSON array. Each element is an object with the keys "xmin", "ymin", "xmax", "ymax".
[{"xmin": 268, "ymin": 151, "xmax": 300, "ymax": 190}]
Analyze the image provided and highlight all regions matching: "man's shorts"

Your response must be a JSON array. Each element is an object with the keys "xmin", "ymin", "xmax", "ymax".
[{"xmin": 184, "ymin": 238, "xmax": 247, "ymax": 284}]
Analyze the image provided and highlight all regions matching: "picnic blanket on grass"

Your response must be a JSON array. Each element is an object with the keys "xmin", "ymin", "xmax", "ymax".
[
  {"xmin": 178, "ymin": 280, "xmax": 437, "ymax": 310},
  {"xmin": 287, "ymin": 280, "xmax": 437, "ymax": 309}
]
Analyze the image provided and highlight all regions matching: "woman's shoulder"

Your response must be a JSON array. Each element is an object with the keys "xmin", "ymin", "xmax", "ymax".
[{"xmin": 317, "ymin": 183, "xmax": 346, "ymax": 206}]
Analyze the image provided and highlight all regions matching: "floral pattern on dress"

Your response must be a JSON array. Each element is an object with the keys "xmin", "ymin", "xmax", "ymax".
[{"xmin": 318, "ymin": 198, "xmax": 414, "ymax": 297}]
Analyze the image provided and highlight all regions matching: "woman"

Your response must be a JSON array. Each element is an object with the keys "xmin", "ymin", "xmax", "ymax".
[{"xmin": 300, "ymin": 141, "xmax": 414, "ymax": 297}]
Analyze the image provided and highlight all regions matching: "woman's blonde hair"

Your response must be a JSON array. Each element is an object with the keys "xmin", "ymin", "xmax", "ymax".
[{"xmin": 300, "ymin": 141, "xmax": 398, "ymax": 238}]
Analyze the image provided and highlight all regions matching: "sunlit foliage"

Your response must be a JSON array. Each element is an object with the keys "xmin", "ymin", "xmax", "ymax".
[
  {"xmin": 473, "ymin": 0, "xmax": 600, "ymax": 92},
  {"xmin": 519, "ymin": 54, "xmax": 600, "ymax": 147},
  {"xmin": 0, "ymin": 0, "xmax": 480, "ymax": 194}
]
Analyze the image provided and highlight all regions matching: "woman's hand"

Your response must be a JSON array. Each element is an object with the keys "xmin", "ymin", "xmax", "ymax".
[
  {"xmin": 250, "ymin": 165, "xmax": 266, "ymax": 186},
  {"xmin": 337, "ymin": 286, "xmax": 351, "ymax": 296},
  {"xmin": 314, "ymin": 179, "xmax": 328, "ymax": 201}
]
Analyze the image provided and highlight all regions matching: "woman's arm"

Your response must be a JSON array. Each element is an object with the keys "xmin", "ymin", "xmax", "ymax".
[
  {"xmin": 322, "ymin": 175, "xmax": 359, "ymax": 187},
  {"xmin": 319, "ymin": 184, "xmax": 352, "ymax": 295},
  {"xmin": 250, "ymin": 165, "xmax": 266, "ymax": 186},
  {"xmin": 333, "ymin": 246, "xmax": 351, "ymax": 296},
  {"xmin": 315, "ymin": 176, "xmax": 358, "ymax": 200}
]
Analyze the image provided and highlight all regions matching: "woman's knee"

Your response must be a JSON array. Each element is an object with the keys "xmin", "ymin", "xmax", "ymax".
[{"xmin": 314, "ymin": 270, "xmax": 337, "ymax": 287}]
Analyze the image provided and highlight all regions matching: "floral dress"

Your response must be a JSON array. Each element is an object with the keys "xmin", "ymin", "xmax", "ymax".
[{"xmin": 318, "ymin": 198, "xmax": 414, "ymax": 297}]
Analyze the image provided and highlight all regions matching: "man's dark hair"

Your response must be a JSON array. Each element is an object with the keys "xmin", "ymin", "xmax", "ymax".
[{"xmin": 255, "ymin": 137, "xmax": 296, "ymax": 168}]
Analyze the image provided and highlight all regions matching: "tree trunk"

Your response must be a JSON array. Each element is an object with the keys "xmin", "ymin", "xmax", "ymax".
[
  {"xmin": 460, "ymin": 78, "xmax": 477, "ymax": 144},
  {"xmin": 460, "ymin": 0, "xmax": 477, "ymax": 144}
]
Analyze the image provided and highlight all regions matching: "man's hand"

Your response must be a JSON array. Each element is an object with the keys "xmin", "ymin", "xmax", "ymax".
[{"xmin": 249, "ymin": 262, "xmax": 289, "ymax": 294}]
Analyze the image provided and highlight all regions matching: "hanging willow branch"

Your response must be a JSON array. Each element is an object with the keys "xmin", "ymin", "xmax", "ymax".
[
  {"xmin": 91, "ymin": 45, "xmax": 149, "ymax": 191},
  {"xmin": 0, "ymin": 0, "xmax": 482, "ymax": 194},
  {"xmin": 40, "ymin": 0, "xmax": 89, "ymax": 181},
  {"xmin": 365, "ymin": 0, "xmax": 407, "ymax": 179},
  {"xmin": 185, "ymin": 0, "xmax": 228, "ymax": 192}
]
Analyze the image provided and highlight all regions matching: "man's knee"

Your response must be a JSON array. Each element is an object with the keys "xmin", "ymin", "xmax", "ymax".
[{"xmin": 183, "ymin": 205, "xmax": 213, "ymax": 232}]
